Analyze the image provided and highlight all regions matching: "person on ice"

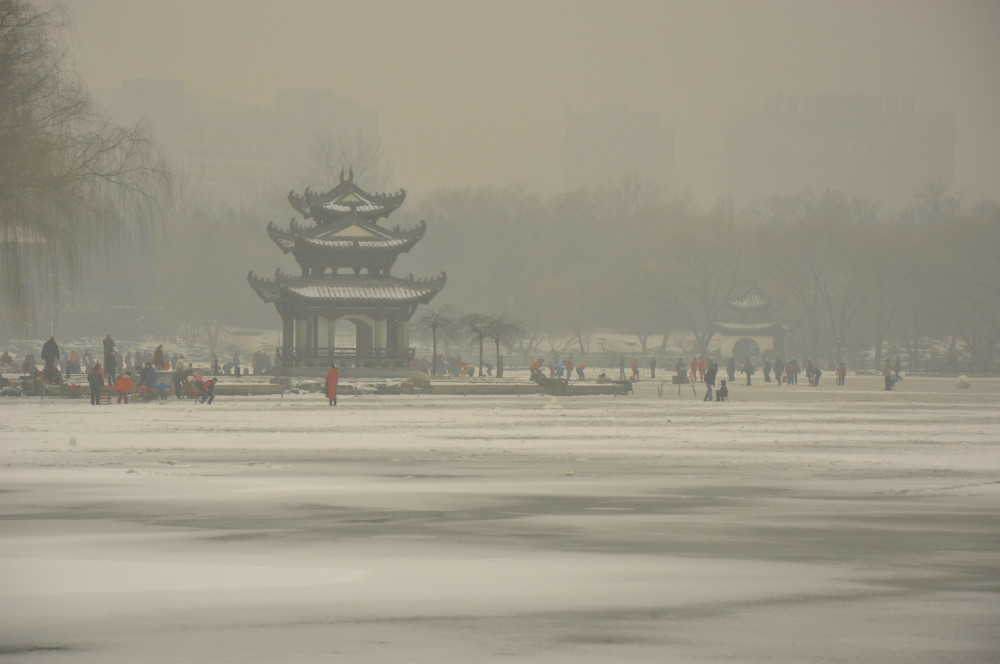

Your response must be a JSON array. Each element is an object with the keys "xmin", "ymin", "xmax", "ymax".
[
  {"xmin": 41, "ymin": 336, "xmax": 59, "ymax": 371},
  {"xmin": 199, "ymin": 378, "xmax": 217, "ymax": 404},
  {"xmin": 883, "ymin": 359, "xmax": 894, "ymax": 390},
  {"xmin": 836, "ymin": 362, "xmax": 847, "ymax": 386},
  {"xmin": 741, "ymin": 358, "xmax": 754, "ymax": 386},
  {"xmin": 87, "ymin": 362, "xmax": 105, "ymax": 405},
  {"xmin": 703, "ymin": 362, "xmax": 718, "ymax": 401},
  {"xmin": 716, "ymin": 379, "xmax": 729, "ymax": 401},
  {"xmin": 114, "ymin": 372, "xmax": 135, "ymax": 404},
  {"xmin": 325, "ymin": 363, "xmax": 339, "ymax": 406}
]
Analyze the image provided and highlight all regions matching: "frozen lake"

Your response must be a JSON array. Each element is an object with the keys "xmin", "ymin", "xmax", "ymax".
[{"xmin": 2, "ymin": 374, "xmax": 998, "ymax": 662}]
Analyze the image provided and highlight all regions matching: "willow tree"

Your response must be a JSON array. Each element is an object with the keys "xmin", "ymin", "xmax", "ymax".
[{"xmin": 0, "ymin": 0, "xmax": 171, "ymax": 325}]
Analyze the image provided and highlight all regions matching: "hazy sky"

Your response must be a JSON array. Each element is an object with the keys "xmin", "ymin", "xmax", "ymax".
[{"xmin": 61, "ymin": 0, "xmax": 999, "ymax": 205}]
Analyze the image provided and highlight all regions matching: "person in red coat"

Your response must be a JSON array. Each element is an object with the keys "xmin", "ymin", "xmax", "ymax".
[{"xmin": 325, "ymin": 363, "xmax": 339, "ymax": 406}]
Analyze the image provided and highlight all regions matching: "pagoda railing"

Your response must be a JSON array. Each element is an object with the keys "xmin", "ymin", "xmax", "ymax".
[{"xmin": 289, "ymin": 346, "xmax": 416, "ymax": 369}]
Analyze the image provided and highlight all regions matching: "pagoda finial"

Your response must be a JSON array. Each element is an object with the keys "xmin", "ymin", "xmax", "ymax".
[
  {"xmin": 348, "ymin": 167, "xmax": 354, "ymax": 182},
  {"xmin": 339, "ymin": 168, "xmax": 344, "ymax": 184}
]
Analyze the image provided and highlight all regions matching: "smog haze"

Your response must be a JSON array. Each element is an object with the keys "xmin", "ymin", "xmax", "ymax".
[{"xmin": 62, "ymin": 0, "xmax": 1000, "ymax": 205}]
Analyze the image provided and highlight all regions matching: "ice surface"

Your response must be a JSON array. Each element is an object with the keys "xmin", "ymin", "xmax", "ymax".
[{"xmin": 1, "ymin": 374, "xmax": 998, "ymax": 662}]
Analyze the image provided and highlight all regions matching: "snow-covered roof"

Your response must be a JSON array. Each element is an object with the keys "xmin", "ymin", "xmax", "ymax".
[{"xmin": 248, "ymin": 271, "xmax": 446, "ymax": 306}]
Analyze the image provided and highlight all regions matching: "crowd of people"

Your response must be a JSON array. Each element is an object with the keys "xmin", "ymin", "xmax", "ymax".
[
  {"xmin": 4, "ymin": 336, "xmax": 914, "ymax": 406},
  {"xmin": 1, "ymin": 335, "xmax": 275, "ymax": 404}
]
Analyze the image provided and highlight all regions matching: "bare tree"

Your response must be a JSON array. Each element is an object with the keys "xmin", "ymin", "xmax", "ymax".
[
  {"xmin": 479, "ymin": 314, "xmax": 525, "ymax": 377},
  {"xmin": 413, "ymin": 305, "xmax": 460, "ymax": 375},
  {"xmin": 0, "ymin": 0, "xmax": 171, "ymax": 325},
  {"xmin": 302, "ymin": 128, "xmax": 392, "ymax": 190}
]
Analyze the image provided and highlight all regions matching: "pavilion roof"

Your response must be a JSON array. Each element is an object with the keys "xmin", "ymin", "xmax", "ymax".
[
  {"xmin": 726, "ymin": 287, "xmax": 782, "ymax": 313},
  {"xmin": 248, "ymin": 270, "xmax": 446, "ymax": 305},
  {"xmin": 287, "ymin": 170, "xmax": 405, "ymax": 223},
  {"xmin": 267, "ymin": 219, "xmax": 426, "ymax": 255}
]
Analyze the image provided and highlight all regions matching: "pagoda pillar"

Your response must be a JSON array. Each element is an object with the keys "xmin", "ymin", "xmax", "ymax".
[
  {"xmin": 327, "ymin": 315, "xmax": 337, "ymax": 362},
  {"xmin": 281, "ymin": 317, "xmax": 294, "ymax": 368}
]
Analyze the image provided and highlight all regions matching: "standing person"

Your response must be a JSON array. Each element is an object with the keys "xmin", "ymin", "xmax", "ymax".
[
  {"xmin": 618, "ymin": 355, "xmax": 626, "ymax": 380},
  {"xmin": 763, "ymin": 359, "xmax": 772, "ymax": 383},
  {"xmin": 883, "ymin": 359, "xmax": 894, "ymax": 391},
  {"xmin": 105, "ymin": 349, "xmax": 118, "ymax": 384},
  {"xmin": 172, "ymin": 366, "xmax": 193, "ymax": 399},
  {"xmin": 114, "ymin": 373, "xmax": 135, "ymax": 404},
  {"xmin": 689, "ymin": 357, "xmax": 698, "ymax": 382},
  {"xmin": 41, "ymin": 337, "xmax": 59, "ymax": 371},
  {"xmin": 233, "ymin": 352, "xmax": 241, "ymax": 377},
  {"xmin": 325, "ymin": 363, "xmax": 339, "ymax": 406},
  {"xmin": 575, "ymin": 361, "xmax": 586, "ymax": 381},
  {"xmin": 87, "ymin": 363, "xmax": 105, "ymax": 406},
  {"xmin": 703, "ymin": 362, "xmax": 718, "ymax": 401},
  {"xmin": 836, "ymin": 362, "xmax": 847, "ymax": 386},
  {"xmin": 675, "ymin": 358, "xmax": 687, "ymax": 383},
  {"xmin": 742, "ymin": 358, "xmax": 754, "ymax": 386},
  {"xmin": 153, "ymin": 345, "xmax": 165, "ymax": 370},
  {"xmin": 774, "ymin": 356, "xmax": 783, "ymax": 385},
  {"xmin": 631, "ymin": 358, "xmax": 639, "ymax": 381},
  {"xmin": 727, "ymin": 356, "xmax": 736, "ymax": 382},
  {"xmin": 565, "ymin": 355, "xmax": 573, "ymax": 382},
  {"xmin": 102, "ymin": 334, "xmax": 115, "ymax": 375},
  {"xmin": 649, "ymin": 355, "xmax": 656, "ymax": 379},
  {"xmin": 698, "ymin": 355, "xmax": 707, "ymax": 382}
]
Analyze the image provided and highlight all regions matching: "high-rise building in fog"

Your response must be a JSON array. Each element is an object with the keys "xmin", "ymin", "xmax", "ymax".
[
  {"xmin": 565, "ymin": 105, "xmax": 674, "ymax": 195},
  {"xmin": 727, "ymin": 94, "xmax": 955, "ymax": 212},
  {"xmin": 100, "ymin": 81, "xmax": 378, "ymax": 207}
]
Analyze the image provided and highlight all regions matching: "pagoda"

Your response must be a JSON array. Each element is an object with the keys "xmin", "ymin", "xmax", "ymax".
[
  {"xmin": 249, "ymin": 169, "xmax": 445, "ymax": 371},
  {"xmin": 714, "ymin": 287, "xmax": 790, "ymax": 360}
]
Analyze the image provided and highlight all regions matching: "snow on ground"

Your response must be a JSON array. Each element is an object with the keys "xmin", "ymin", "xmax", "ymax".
[{"xmin": 1, "ymin": 375, "xmax": 998, "ymax": 663}]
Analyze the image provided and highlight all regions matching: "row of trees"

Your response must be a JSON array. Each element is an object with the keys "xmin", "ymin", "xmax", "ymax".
[{"xmin": 396, "ymin": 181, "xmax": 1000, "ymax": 371}]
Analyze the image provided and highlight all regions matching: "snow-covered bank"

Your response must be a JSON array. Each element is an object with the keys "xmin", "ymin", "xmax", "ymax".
[{"xmin": 1, "ymin": 375, "xmax": 998, "ymax": 662}]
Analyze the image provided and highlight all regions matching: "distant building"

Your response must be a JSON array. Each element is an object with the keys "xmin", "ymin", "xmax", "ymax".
[
  {"xmin": 565, "ymin": 105, "xmax": 673, "ymax": 195},
  {"xmin": 100, "ymin": 80, "xmax": 378, "ymax": 207},
  {"xmin": 727, "ymin": 94, "xmax": 954, "ymax": 212}
]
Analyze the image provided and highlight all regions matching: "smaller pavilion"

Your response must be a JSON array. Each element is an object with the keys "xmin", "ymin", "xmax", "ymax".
[{"xmin": 714, "ymin": 287, "xmax": 791, "ymax": 360}]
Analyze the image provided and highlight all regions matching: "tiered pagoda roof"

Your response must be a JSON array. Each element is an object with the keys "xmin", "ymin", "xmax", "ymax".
[
  {"xmin": 287, "ymin": 169, "xmax": 405, "ymax": 224},
  {"xmin": 266, "ymin": 218, "xmax": 426, "ymax": 256},
  {"xmin": 725, "ymin": 287, "xmax": 782, "ymax": 316},
  {"xmin": 248, "ymin": 270, "xmax": 446, "ymax": 306}
]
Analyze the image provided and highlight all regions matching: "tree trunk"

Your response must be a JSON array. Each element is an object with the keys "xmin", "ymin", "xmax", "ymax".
[
  {"xmin": 431, "ymin": 327, "xmax": 438, "ymax": 376},
  {"xmin": 478, "ymin": 335, "xmax": 484, "ymax": 376}
]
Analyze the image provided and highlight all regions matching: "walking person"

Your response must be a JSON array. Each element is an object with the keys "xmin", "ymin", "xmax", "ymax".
[
  {"xmin": 703, "ymin": 362, "xmax": 718, "ymax": 401},
  {"xmin": 727, "ymin": 356, "xmax": 736, "ymax": 382},
  {"xmin": 325, "ymin": 363, "xmax": 339, "ymax": 406},
  {"xmin": 883, "ymin": 359, "xmax": 894, "ymax": 391},
  {"xmin": 836, "ymin": 362, "xmax": 847, "ymax": 386},
  {"xmin": 742, "ymin": 358, "xmax": 754, "ymax": 386}
]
